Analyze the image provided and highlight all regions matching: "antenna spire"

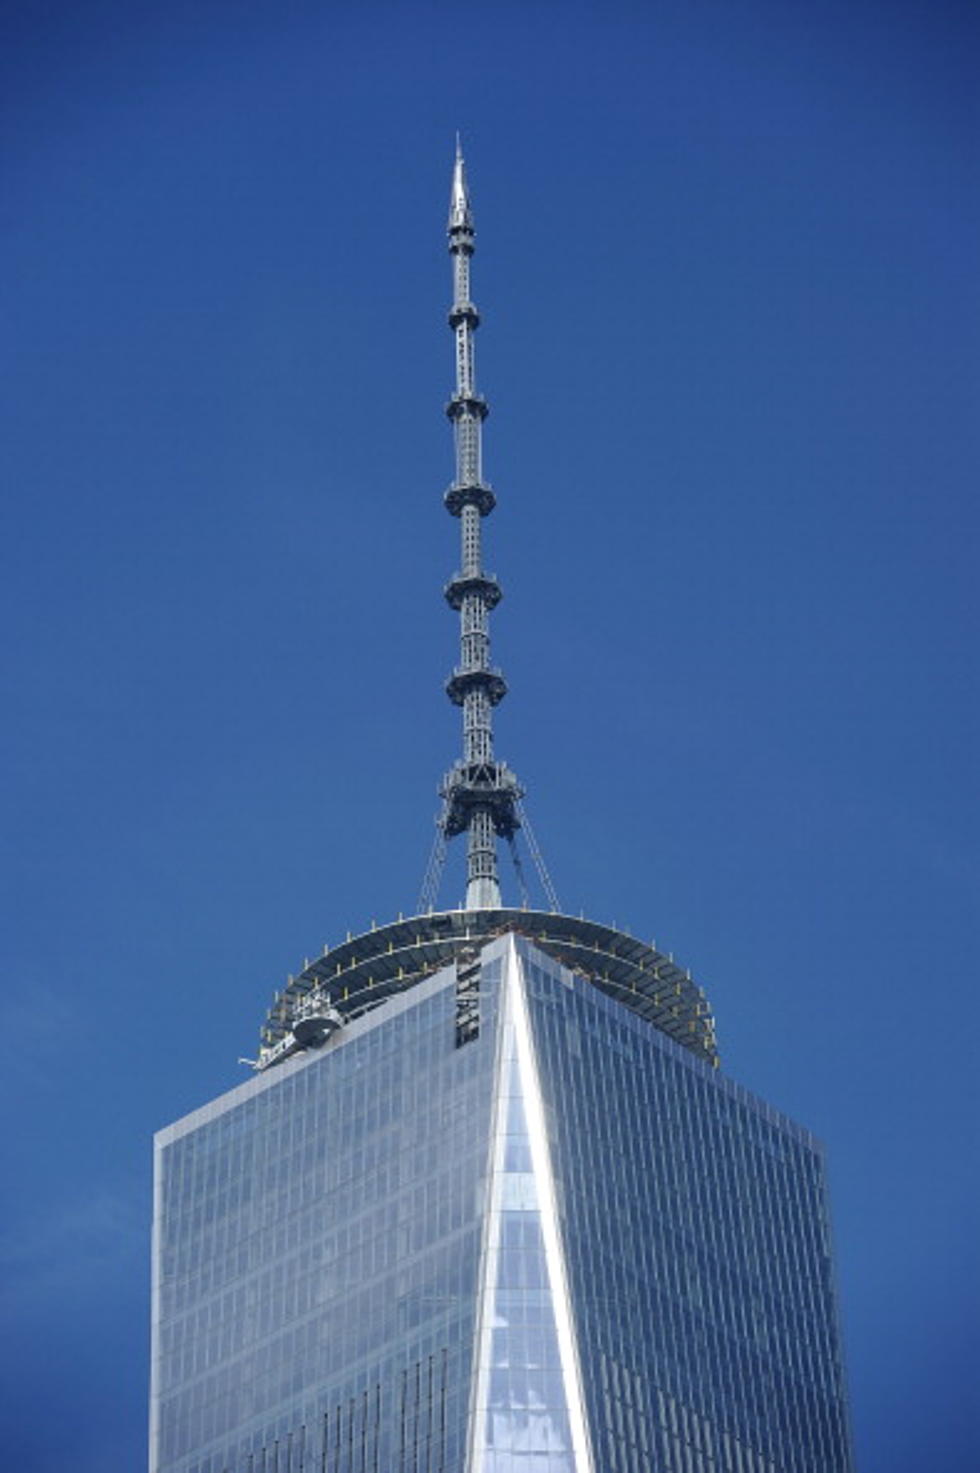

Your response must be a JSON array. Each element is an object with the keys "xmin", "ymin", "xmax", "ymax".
[
  {"xmin": 448, "ymin": 135, "xmax": 473, "ymax": 232},
  {"xmin": 437, "ymin": 142, "xmax": 522, "ymax": 910}
]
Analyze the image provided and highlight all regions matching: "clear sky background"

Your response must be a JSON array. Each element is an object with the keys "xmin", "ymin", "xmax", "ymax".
[{"xmin": 2, "ymin": 1, "xmax": 977, "ymax": 1469}]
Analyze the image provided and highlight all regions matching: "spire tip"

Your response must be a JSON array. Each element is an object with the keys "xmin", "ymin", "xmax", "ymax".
[{"xmin": 448, "ymin": 136, "xmax": 472, "ymax": 231}]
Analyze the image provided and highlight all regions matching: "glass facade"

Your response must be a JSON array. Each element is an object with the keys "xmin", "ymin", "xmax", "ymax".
[
  {"xmin": 518, "ymin": 940, "xmax": 854, "ymax": 1473},
  {"xmin": 151, "ymin": 933, "xmax": 853, "ymax": 1473},
  {"xmin": 151, "ymin": 960, "xmax": 502, "ymax": 1473}
]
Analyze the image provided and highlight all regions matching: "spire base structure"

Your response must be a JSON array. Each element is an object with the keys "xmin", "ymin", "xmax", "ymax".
[
  {"xmin": 465, "ymin": 876, "xmax": 501, "ymax": 910},
  {"xmin": 440, "ymin": 759, "xmax": 523, "ymax": 840}
]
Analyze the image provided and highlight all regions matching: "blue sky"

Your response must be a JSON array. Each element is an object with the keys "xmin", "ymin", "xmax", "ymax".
[{"xmin": 2, "ymin": 1, "xmax": 977, "ymax": 1469}]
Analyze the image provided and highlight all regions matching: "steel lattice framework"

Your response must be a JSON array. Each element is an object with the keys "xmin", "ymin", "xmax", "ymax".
[{"xmin": 435, "ymin": 141, "xmax": 523, "ymax": 911}]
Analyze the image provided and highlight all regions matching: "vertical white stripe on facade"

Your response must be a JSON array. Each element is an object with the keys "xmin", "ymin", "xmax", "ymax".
[
  {"xmin": 509, "ymin": 939, "xmax": 595, "ymax": 1473},
  {"xmin": 465, "ymin": 951, "xmax": 510, "ymax": 1473},
  {"xmin": 466, "ymin": 937, "xmax": 595, "ymax": 1473}
]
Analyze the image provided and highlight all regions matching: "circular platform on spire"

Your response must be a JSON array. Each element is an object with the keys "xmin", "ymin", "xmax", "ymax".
[
  {"xmin": 448, "ymin": 302, "xmax": 480, "ymax": 330},
  {"xmin": 445, "ymin": 667, "xmax": 507, "ymax": 707},
  {"xmin": 444, "ymin": 482, "xmax": 496, "ymax": 517},
  {"xmin": 445, "ymin": 393, "xmax": 489, "ymax": 422},
  {"xmin": 444, "ymin": 572, "xmax": 502, "ymax": 611}
]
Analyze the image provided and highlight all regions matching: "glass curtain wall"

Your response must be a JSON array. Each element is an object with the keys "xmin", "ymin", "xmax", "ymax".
[
  {"xmin": 518, "ymin": 940, "xmax": 855, "ymax": 1473},
  {"xmin": 151, "ymin": 960, "xmax": 500, "ymax": 1473},
  {"xmin": 152, "ymin": 935, "xmax": 853, "ymax": 1473}
]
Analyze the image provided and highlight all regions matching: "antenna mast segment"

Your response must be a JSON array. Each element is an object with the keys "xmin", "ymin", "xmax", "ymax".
[{"xmin": 438, "ymin": 142, "xmax": 522, "ymax": 910}]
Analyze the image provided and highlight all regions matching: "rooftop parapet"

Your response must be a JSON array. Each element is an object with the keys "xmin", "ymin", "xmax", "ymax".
[{"xmin": 254, "ymin": 910, "xmax": 717, "ymax": 1073}]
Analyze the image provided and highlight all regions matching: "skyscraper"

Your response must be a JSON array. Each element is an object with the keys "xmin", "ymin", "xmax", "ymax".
[{"xmin": 150, "ymin": 148, "xmax": 855, "ymax": 1473}]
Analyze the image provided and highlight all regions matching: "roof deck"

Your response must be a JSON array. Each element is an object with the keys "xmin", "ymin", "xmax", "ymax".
[{"xmin": 256, "ymin": 909, "xmax": 717, "ymax": 1072}]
